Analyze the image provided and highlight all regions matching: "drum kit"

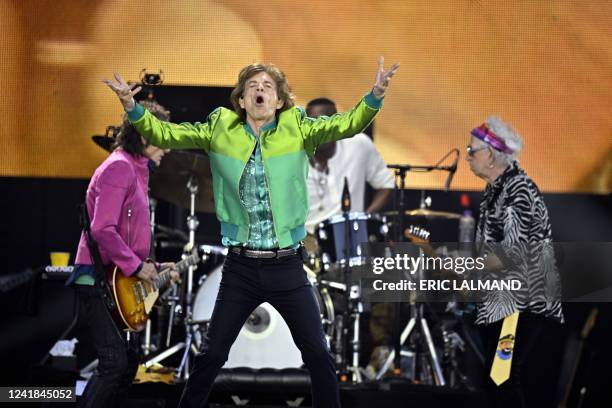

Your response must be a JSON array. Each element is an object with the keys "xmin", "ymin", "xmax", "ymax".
[{"xmin": 91, "ymin": 129, "xmax": 471, "ymax": 387}]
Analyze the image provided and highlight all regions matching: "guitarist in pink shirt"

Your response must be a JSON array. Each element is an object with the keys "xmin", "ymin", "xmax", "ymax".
[{"xmin": 69, "ymin": 100, "xmax": 178, "ymax": 408}]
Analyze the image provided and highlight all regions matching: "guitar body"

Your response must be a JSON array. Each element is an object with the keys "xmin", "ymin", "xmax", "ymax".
[
  {"xmin": 107, "ymin": 266, "xmax": 159, "ymax": 332},
  {"xmin": 105, "ymin": 253, "xmax": 199, "ymax": 332}
]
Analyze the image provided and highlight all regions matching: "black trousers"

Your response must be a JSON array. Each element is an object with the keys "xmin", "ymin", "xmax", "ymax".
[
  {"xmin": 479, "ymin": 312, "xmax": 546, "ymax": 408},
  {"xmin": 178, "ymin": 252, "xmax": 341, "ymax": 408},
  {"xmin": 74, "ymin": 285, "xmax": 139, "ymax": 408}
]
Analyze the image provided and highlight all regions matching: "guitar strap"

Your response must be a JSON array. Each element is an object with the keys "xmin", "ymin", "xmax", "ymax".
[{"xmin": 79, "ymin": 203, "xmax": 125, "ymax": 339}]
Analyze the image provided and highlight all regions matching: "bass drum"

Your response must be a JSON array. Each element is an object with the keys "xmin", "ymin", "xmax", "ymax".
[{"xmin": 192, "ymin": 264, "xmax": 335, "ymax": 369}]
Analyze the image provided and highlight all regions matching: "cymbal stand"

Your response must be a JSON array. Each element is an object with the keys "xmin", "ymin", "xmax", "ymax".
[
  {"xmin": 387, "ymin": 165, "xmax": 409, "ymax": 377},
  {"xmin": 375, "ymin": 250, "xmax": 446, "ymax": 385},
  {"xmin": 176, "ymin": 175, "xmax": 200, "ymax": 379},
  {"xmin": 142, "ymin": 196, "xmax": 157, "ymax": 356},
  {"xmin": 378, "ymin": 164, "xmax": 447, "ymax": 385},
  {"xmin": 144, "ymin": 175, "xmax": 201, "ymax": 380},
  {"xmin": 348, "ymin": 283, "xmax": 364, "ymax": 383}
]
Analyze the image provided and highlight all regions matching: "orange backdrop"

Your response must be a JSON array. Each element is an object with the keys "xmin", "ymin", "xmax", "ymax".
[{"xmin": 1, "ymin": 0, "xmax": 610, "ymax": 193}]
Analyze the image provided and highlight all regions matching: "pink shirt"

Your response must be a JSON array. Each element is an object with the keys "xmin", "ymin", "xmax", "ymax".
[{"xmin": 75, "ymin": 150, "xmax": 151, "ymax": 276}]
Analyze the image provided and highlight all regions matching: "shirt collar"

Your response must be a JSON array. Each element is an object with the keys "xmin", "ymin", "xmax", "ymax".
[
  {"xmin": 243, "ymin": 118, "xmax": 277, "ymax": 137},
  {"xmin": 491, "ymin": 161, "xmax": 519, "ymax": 188},
  {"xmin": 484, "ymin": 161, "xmax": 521, "ymax": 201}
]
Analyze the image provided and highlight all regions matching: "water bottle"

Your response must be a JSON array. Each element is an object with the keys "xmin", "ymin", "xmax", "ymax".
[
  {"xmin": 458, "ymin": 193, "xmax": 475, "ymax": 244},
  {"xmin": 458, "ymin": 210, "xmax": 475, "ymax": 243}
]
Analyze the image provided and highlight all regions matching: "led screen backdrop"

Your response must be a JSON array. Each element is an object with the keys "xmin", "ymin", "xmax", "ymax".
[{"xmin": 1, "ymin": 0, "xmax": 610, "ymax": 193}]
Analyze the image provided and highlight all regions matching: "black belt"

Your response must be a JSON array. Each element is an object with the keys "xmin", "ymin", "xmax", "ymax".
[{"xmin": 229, "ymin": 246, "xmax": 300, "ymax": 259}]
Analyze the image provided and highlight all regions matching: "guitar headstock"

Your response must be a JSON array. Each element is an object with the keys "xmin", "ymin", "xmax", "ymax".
[
  {"xmin": 183, "ymin": 247, "xmax": 200, "ymax": 266},
  {"xmin": 404, "ymin": 224, "xmax": 431, "ymax": 243}
]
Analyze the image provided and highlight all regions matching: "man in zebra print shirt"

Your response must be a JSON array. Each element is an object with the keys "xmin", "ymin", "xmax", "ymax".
[{"xmin": 466, "ymin": 116, "xmax": 563, "ymax": 408}]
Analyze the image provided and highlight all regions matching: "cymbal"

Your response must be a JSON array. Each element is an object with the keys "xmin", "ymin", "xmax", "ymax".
[
  {"xmin": 91, "ymin": 135, "xmax": 114, "ymax": 152},
  {"xmin": 150, "ymin": 150, "xmax": 215, "ymax": 213},
  {"xmin": 381, "ymin": 208, "xmax": 461, "ymax": 219}
]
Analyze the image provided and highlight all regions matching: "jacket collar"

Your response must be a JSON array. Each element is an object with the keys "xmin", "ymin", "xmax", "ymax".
[{"xmin": 116, "ymin": 149, "xmax": 150, "ymax": 169}]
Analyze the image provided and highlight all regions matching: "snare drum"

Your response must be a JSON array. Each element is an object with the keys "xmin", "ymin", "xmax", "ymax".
[{"xmin": 315, "ymin": 211, "xmax": 388, "ymax": 266}]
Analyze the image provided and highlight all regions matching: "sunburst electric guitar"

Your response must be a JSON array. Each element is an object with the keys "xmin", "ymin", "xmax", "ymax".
[{"xmin": 107, "ymin": 252, "xmax": 200, "ymax": 332}]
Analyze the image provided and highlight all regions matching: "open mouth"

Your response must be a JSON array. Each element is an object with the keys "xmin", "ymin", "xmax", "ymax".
[{"xmin": 255, "ymin": 95, "xmax": 264, "ymax": 105}]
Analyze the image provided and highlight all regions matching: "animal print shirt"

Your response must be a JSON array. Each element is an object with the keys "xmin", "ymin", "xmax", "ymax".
[{"xmin": 475, "ymin": 161, "xmax": 563, "ymax": 325}]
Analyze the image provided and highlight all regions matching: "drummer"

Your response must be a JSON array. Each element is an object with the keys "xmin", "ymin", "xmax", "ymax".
[{"xmin": 304, "ymin": 97, "xmax": 394, "ymax": 253}]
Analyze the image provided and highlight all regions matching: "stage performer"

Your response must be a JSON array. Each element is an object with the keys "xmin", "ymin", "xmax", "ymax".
[
  {"xmin": 466, "ymin": 115, "xmax": 563, "ymax": 408},
  {"xmin": 104, "ymin": 56, "xmax": 399, "ymax": 408},
  {"xmin": 69, "ymin": 101, "xmax": 178, "ymax": 408}
]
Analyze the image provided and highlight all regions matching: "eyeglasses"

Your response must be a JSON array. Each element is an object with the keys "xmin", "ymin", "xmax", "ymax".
[{"xmin": 466, "ymin": 145, "xmax": 488, "ymax": 157}]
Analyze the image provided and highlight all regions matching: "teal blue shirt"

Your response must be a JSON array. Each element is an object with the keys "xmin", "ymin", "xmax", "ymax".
[{"xmin": 222, "ymin": 121, "xmax": 279, "ymax": 249}]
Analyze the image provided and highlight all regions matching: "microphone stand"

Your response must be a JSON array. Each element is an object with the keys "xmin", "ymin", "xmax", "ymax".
[
  {"xmin": 379, "ymin": 153, "xmax": 458, "ymax": 384},
  {"xmin": 340, "ymin": 177, "xmax": 363, "ymax": 382},
  {"xmin": 388, "ymin": 165, "xmax": 409, "ymax": 378}
]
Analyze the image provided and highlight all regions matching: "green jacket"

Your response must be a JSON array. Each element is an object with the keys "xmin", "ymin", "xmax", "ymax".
[{"xmin": 129, "ymin": 94, "xmax": 382, "ymax": 248}]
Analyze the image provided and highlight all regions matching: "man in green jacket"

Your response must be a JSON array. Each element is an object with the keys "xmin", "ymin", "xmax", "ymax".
[{"xmin": 104, "ymin": 57, "xmax": 398, "ymax": 408}]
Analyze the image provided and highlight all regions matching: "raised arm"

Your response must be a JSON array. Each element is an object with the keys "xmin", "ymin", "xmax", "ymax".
[
  {"xmin": 301, "ymin": 57, "xmax": 399, "ymax": 151},
  {"xmin": 103, "ymin": 73, "xmax": 214, "ymax": 151}
]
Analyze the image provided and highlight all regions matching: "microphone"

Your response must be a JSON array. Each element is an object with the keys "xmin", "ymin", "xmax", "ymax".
[
  {"xmin": 341, "ymin": 177, "xmax": 351, "ymax": 212},
  {"xmin": 444, "ymin": 151, "xmax": 459, "ymax": 192}
]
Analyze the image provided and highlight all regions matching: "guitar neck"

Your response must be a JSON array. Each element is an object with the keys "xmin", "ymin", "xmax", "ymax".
[{"xmin": 154, "ymin": 254, "xmax": 198, "ymax": 290}]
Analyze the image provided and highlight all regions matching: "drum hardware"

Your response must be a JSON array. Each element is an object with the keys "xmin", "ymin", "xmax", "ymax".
[
  {"xmin": 307, "ymin": 252, "xmax": 322, "ymax": 275},
  {"xmin": 382, "ymin": 208, "xmax": 461, "ymax": 220},
  {"xmin": 157, "ymin": 240, "xmax": 189, "ymax": 250},
  {"xmin": 375, "ymin": 296, "xmax": 446, "ymax": 386},
  {"xmin": 143, "ymin": 173, "xmax": 205, "ymax": 380},
  {"xmin": 339, "ymin": 178, "xmax": 354, "ymax": 380},
  {"xmin": 195, "ymin": 244, "xmax": 227, "ymax": 289},
  {"xmin": 319, "ymin": 280, "xmax": 347, "ymax": 292},
  {"xmin": 164, "ymin": 288, "xmax": 182, "ymax": 348},
  {"xmin": 348, "ymin": 283, "xmax": 364, "ymax": 383},
  {"xmin": 199, "ymin": 244, "xmax": 228, "ymax": 257},
  {"xmin": 440, "ymin": 325, "xmax": 471, "ymax": 389},
  {"xmin": 176, "ymin": 175, "xmax": 201, "ymax": 379},
  {"xmin": 155, "ymin": 224, "xmax": 189, "ymax": 242},
  {"xmin": 142, "ymin": 320, "xmax": 155, "ymax": 356},
  {"xmin": 383, "ymin": 159, "xmax": 457, "ymax": 384},
  {"xmin": 333, "ymin": 314, "xmax": 345, "ymax": 367},
  {"xmin": 146, "ymin": 149, "xmax": 216, "ymax": 370},
  {"xmin": 149, "ymin": 150, "xmax": 215, "ymax": 213},
  {"xmin": 142, "ymin": 194, "xmax": 158, "ymax": 356}
]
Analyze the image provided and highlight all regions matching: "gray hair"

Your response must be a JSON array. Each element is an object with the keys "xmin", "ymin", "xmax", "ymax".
[{"xmin": 475, "ymin": 115, "xmax": 524, "ymax": 165}]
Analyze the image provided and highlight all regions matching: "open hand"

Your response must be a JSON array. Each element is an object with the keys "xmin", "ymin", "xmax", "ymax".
[
  {"xmin": 372, "ymin": 56, "xmax": 400, "ymax": 100},
  {"xmin": 103, "ymin": 73, "xmax": 142, "ymax": 112}
]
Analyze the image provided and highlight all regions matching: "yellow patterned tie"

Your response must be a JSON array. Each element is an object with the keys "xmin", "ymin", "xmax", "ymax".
[{"xmin": 490, "ymin": 312, "xmax": 520, "ymax": 386}]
